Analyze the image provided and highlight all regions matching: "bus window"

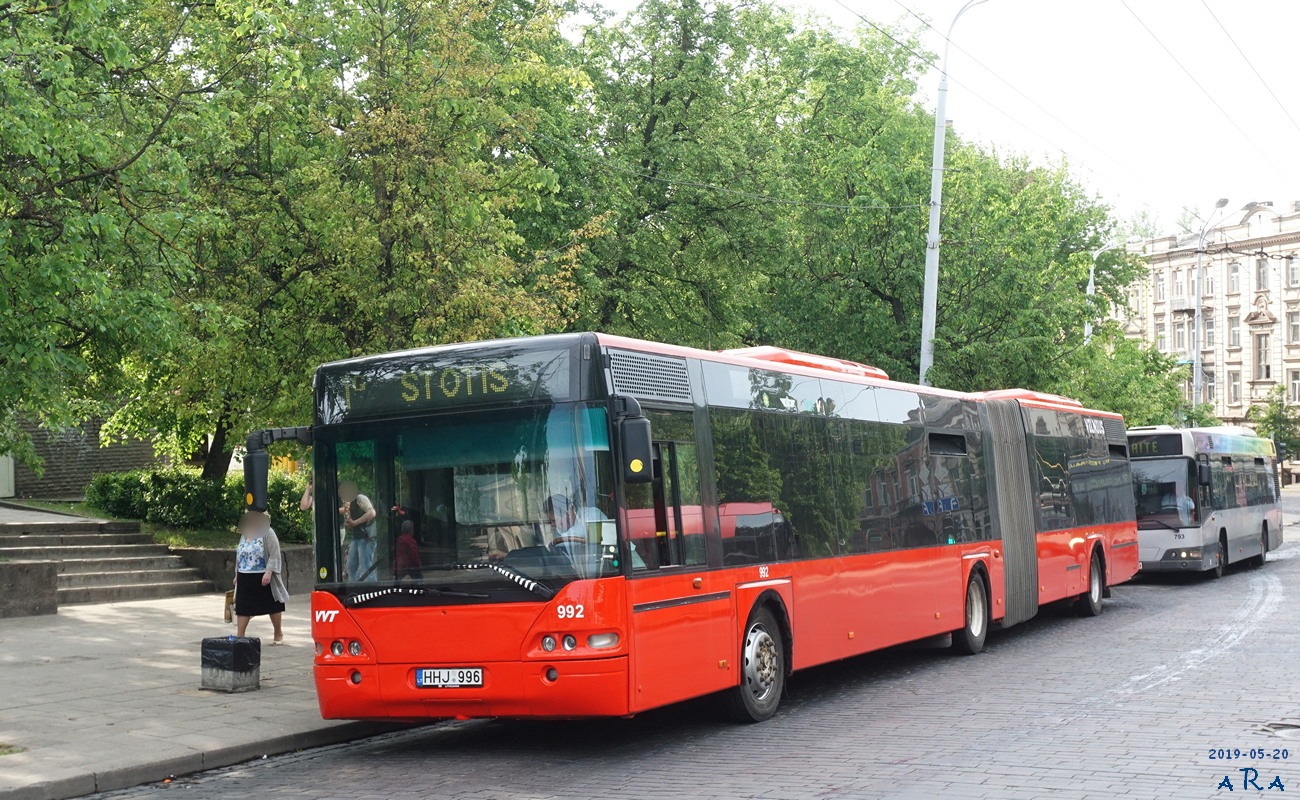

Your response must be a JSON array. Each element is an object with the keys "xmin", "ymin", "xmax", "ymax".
[{"xmin": 626, "ymin": 439, "xmax": 704, "ymax": 570}]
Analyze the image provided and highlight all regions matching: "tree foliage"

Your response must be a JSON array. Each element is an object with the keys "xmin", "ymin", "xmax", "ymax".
[
  {"xmin": 3, "ymin": 0, "xmax": 1204, "ymax": 477},
  {"xmin": 1246, "ymin": 386, "xmax": 1300, "ymax": 456}
]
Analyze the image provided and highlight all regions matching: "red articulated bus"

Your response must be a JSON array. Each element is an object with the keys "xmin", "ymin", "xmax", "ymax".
[{"xmin": 244, "ymin": 333, "xmax": 1138, "ymax": 722}]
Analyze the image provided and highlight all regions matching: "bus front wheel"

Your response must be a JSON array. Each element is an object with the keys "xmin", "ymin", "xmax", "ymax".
[
  {"xmin": 952, "ymin": 574, "xmax": 988, "ymax": 655},
  {"xmin": 1076, "ymin": 553, "xmax": 1104, "ymax": 617},
  {"xmin": 724, "ymin": 606, "xmax": 785, "ymax": 723},
  {"xmin": 1212, "ymin": 532, "xmax": 1227, "ymax": 579}
]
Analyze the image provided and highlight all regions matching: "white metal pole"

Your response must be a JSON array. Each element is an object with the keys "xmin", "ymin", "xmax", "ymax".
[
  {"xmin": 919, "ymin": 0, "xmax": 988, "ymax": 386},
  {"xmin": 1193, "ymin": 198, "xmax": 1229, "ymax": 408}
]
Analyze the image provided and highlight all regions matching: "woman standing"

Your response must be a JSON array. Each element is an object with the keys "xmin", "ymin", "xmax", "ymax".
[{"xmin": 233, "ymin": 510, "xmax": 289, "ymax": 644}]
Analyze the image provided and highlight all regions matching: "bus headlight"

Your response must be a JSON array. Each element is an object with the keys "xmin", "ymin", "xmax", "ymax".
[
  {"xmin": 330, "ymin": 641, "xmax": 345, "ymax": 656},
  {"xmin": 541, "ymin": 635, "xmax": 557, "ymax": 652},
  {"xmin": 348, "ymin": 640, "xmax": 363, "ymax": 656},
  {"xmin": 587, "ymin": 633, "xmax": 620, "ymax": 650},
  {"xmin": 562, "ymin": 635, "xmax": 577, "ymax": 651}
]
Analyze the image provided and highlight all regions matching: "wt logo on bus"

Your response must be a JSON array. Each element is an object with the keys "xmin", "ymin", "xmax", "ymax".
[{"xmin": 315, "ymin": 610, "xmax": 340, "ymax": 623}]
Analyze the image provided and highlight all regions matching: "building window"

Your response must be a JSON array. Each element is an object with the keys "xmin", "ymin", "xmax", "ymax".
[
  {"xmin": 1205, "ymin": 268, "xmax": 1216, "ymax": 297},
  {"xmin": 1228, "ymin": 316, "xmax": 1241, "ymax": 347},
  {"xmin": 1229, "ymin": 262, "xmax": 1240, "ymax": 294},
  {"xmin": 1204, "ymin": 317, "xmax": 1215, "ymax": 348},
  {"xmin": 1255, "ymin": 333, "xmax": 1271, "ymax": 380},
  {"xmin": 1289, "ymin": 256, "xmax": 1299, "ymax": 287},
  {"xmin": 1173, "ymin": 321, "xmax": 1186, "ymax": 351},
  {"xmin": 1291, "ymin": 370, "xmax": 1300, "ymax": 403},
  {"xmin": 1290, "ymin": 310, "xmax": 1300, "ymax": 344},
  {"xmin": 1257, "ymin": 258, "xmax": 1270, "ymax": 291},
  {"xmin": 1173, "ymin": 269, "xmax": 1184, "ymax": 298},
  {"xmin": 1229, "ymin": 370, "xmax": 1241, "ymax": 404},
  {"xmin": 1155, "ymin": 272, "xmax": 1166, "ymax": 301},
  {"xmin": 1206, "ymin": 370, "xmax": 1216, "ymax": 403},
  {"xmin": 1156, "ymin": 325, "xmax": 1167, "ymax": 351}
]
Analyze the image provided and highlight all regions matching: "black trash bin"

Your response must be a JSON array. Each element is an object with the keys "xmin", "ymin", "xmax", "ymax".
[{"xmin": 200, "ymin": 636, "xmax": 261, "ymax": 693}]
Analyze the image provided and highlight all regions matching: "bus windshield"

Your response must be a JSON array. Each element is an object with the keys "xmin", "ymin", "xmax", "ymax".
[
  {"xmin": 319, "ymin": 403, "xmax": 619, "ymax": 599},
  {"xmin": 1131, "ymin": 457, "xmax": 1196, "ymax": 528}
]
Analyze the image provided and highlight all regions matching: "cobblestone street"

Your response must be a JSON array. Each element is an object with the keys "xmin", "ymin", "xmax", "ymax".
[{"xmin": 92, "ymin": 496, "xmax": 1300, "ymax": 800}]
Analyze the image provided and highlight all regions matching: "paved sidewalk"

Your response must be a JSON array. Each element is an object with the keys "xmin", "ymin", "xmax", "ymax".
[
  {"xmin": 0, "ymin": 504, "xmax": 101, "ymax": 525},
  {"xmin": 0, "ymin": 594, "xmax": 404, "ymax": 800}
]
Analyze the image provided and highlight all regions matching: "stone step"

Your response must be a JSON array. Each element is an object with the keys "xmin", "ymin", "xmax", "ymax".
[
  {"xmin": 0, "ymin": 543, "xmax": 172, "ymax": 560},
  {"xmin": 57, "ymin": 581, "xmax": 216, "ymax": 605},
  {"xmin": 57, "ymin": 567, "xmax": 208, "ymax": 589},
  {"xmin": 0, "ymin": 532, "xmax": 155, "ymax": 548},
  {"xmin": 57, "ymin": 555, "xmax": 192, "ymax": 575},
  {"xmin": 0, "ymin": 519, "xmax": 140, "ymax": 535}
]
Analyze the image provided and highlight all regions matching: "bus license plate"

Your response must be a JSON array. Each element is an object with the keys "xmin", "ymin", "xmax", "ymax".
[{"xmin": 416, "ymin": 668, "xmax": 483, "ymax": 688}]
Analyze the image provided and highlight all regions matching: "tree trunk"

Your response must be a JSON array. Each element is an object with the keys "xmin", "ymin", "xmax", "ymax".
[{"xmin": 201, "ymin": 416, "xmax": 233, "ymax": 484}]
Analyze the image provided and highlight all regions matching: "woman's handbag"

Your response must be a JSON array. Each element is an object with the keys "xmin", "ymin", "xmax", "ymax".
[{"xmin": 224, "ymin": 589, "xmax": 235, "ymax": 623}]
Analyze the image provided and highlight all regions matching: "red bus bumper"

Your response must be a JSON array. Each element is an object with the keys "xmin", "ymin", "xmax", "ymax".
[{"xmin": 315, "ymin": 656, "xmax": 630, "ymax": 720}]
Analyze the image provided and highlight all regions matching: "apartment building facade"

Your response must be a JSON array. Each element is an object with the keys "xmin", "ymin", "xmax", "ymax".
[{"xmin": 1119, "ymin": 201, "xmax": 1300, "ymax": 424}]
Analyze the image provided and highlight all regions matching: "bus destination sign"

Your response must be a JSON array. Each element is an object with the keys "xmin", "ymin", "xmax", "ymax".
[
  {"xmin": 1128, "ymin": 433, "xmax": 1184, "ymax": 458},
  {"xmin": 317, "ymin": 346, "xmax": 572, "ymax": 424}
]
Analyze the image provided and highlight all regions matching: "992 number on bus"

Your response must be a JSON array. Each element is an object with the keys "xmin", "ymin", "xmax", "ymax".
[{"xmin": 416, "ymin": 668, "xmax": 483, "ymax": 688}]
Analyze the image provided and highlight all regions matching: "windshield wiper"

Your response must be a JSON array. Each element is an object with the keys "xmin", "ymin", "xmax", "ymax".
[
  {"xmin": 483, "ymin": 562, "xmax": 555, "ymax": 600},
  {"xmin": 1136, "ymin": 516, "xmax": 1180, "ymax": 531},
  {"xmin": 422, "ymin": 562, "xmax": 557, "ymax": 600},
  {"xmin": 425, "ymin": 586, "xmax": 490, "ymax": 599}
]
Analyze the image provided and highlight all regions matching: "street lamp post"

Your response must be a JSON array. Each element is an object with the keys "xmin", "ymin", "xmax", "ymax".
[
  {"xmin": 1193, "ymin": 197, "xmax": 1230, "ymax": 409},
  {"xmin": 918, "ymin": 0, "xmax": 988, "ymax": 386},
  {"xmin": 1085, "ymin": 243, "xmax": 1118, "ymax": 343}
]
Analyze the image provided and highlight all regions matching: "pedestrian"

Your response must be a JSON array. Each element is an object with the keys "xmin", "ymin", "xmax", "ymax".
[
  {"xmin": 394, "ymin": 520, "xmax": 422, "ymax": 580},
  {"xmin": 299, "ymin": 473, "xmax": 313, "ymax": 512},
  {"xmin": 339, "ymin": 480, "xmax": 378, "ymax": 582},
  {"xmin": 233, "ymin": 510, "xmax": 289, "ymax": 644}
]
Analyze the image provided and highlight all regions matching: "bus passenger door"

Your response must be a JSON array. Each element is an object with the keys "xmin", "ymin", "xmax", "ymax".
[{"xmin": 626, "ymin": 440, "xmax": 735, "ymax": 712}]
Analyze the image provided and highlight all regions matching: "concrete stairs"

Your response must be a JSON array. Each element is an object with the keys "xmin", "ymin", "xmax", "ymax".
[{"xmin": 0, "ymin": 519, "xmax": 214, "ymax": 605}]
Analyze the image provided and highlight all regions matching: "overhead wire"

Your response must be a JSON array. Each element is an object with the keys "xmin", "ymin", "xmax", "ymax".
[
  {"xmin": 887, "ymin": 0, "xmax": 1158, "ymax": 198},
  {"xmin": 1117, "ymin": 0, "xmax": 1298, "ymax": 185},
  {"xmin": 1197, "ymin": 0, "xmax": 1300, "ymax": 140},
  {"xmin": 832, "ymin": 0, "xmax": 1167, "ymax": 218}
]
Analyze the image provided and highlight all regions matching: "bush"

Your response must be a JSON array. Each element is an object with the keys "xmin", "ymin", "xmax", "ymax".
[
  {"xmin": 86, "ymin": 467, "xmax": 311, "ymax": 544},
  {"xmin": 85, "ymin": 471, "xmax": 149, "ymax": 519}
]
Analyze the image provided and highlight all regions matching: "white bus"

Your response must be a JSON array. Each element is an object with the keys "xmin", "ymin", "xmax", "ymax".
[{"xmin": 1127, "ymin": 426, "xmax": 1282, "ymax": 577}]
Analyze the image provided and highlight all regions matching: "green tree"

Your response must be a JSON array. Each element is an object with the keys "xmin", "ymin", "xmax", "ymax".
[
  {"xmin": 103, "ymin": 0, "xmax": 597, "ymax": 479},
  {"xmin": 1246, "ymin": 386, "xmax": 1300, "ymax": 456},
  {"xmin": 1052, "ymin": 326, "xmax": 1199, "ymax": 426},
  {"xmin": 0, "ymin": 0, "xmax": 235, "ymax": 465}
]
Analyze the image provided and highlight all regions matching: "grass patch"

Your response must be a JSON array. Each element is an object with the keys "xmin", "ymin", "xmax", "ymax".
[
  {"xmin": 145, "ymin": 523, "xmax": 235, "ymax": 550},
  {"xmin": 0, "ymin": 744, "xmax": 26, "ymax": 756}
]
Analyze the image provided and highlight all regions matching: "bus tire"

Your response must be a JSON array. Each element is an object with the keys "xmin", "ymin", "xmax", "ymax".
[
  {"xmin": 1250, "ymin": 525, "xmax": 1269, "ymax": 569},
  {"xmin": 951, "ymin": 572, "xmax": 988, "ymax": 656},
  {"xmin": 724, "ymin": 606, "xmax": 785, "ymax": 723},
  {"xmin": 1076, "ymin": 552, "xmax": 1104, "ymax": 617},
  {"xmin": 1212, "ymin": 532, "xmax": 1227, "ymax": 579}
]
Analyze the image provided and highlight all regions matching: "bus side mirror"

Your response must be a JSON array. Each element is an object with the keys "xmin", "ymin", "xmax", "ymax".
[
  {"xmin": 1198, "ymin": 464, "xmax": 1213, "ymax": 486},
  {"xmin": 618, "ymin": 417, "xmax": 654, "ymax": 484},
  {"xmin": 244, "ymin": 449, "xmax": 270, "ymax": 511}
]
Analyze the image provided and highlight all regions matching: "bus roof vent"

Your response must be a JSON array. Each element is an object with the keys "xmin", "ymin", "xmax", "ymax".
[
  {"xmin": 1102, "ymin": 417, "xmax": 1127, "ymax": 442},
  {"xmin": 720, "ymin": 346, "xmax": 889, "ymax": 380},
  {"xmin": 979, "ymin": 389, "xmax": 1084, "ymax": 408},
  {"xmin": 608, "ymin": 349, "xmax": 692, "ymax": 404}
]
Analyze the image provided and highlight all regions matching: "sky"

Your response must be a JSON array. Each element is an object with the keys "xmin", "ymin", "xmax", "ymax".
[{"xmin": 593, "ymin": 0, "xmax": 1300, "ymax": 234}]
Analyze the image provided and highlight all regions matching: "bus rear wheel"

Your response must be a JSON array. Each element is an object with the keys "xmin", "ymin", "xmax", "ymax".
[
  {"xmin": 1250, "ymin": 525, "xmax": 1269, "ymax": 569},
  {"xmin": 724, "ymin": 607, "xmax": 785, "ymax": 723},
  {"xmin": 1076, "ymin": 553, "xmax": 1104, "ymax": 617},
  {"xmin": 952, "ymin": 574, "xmax": 988, "ymax": 655}
]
